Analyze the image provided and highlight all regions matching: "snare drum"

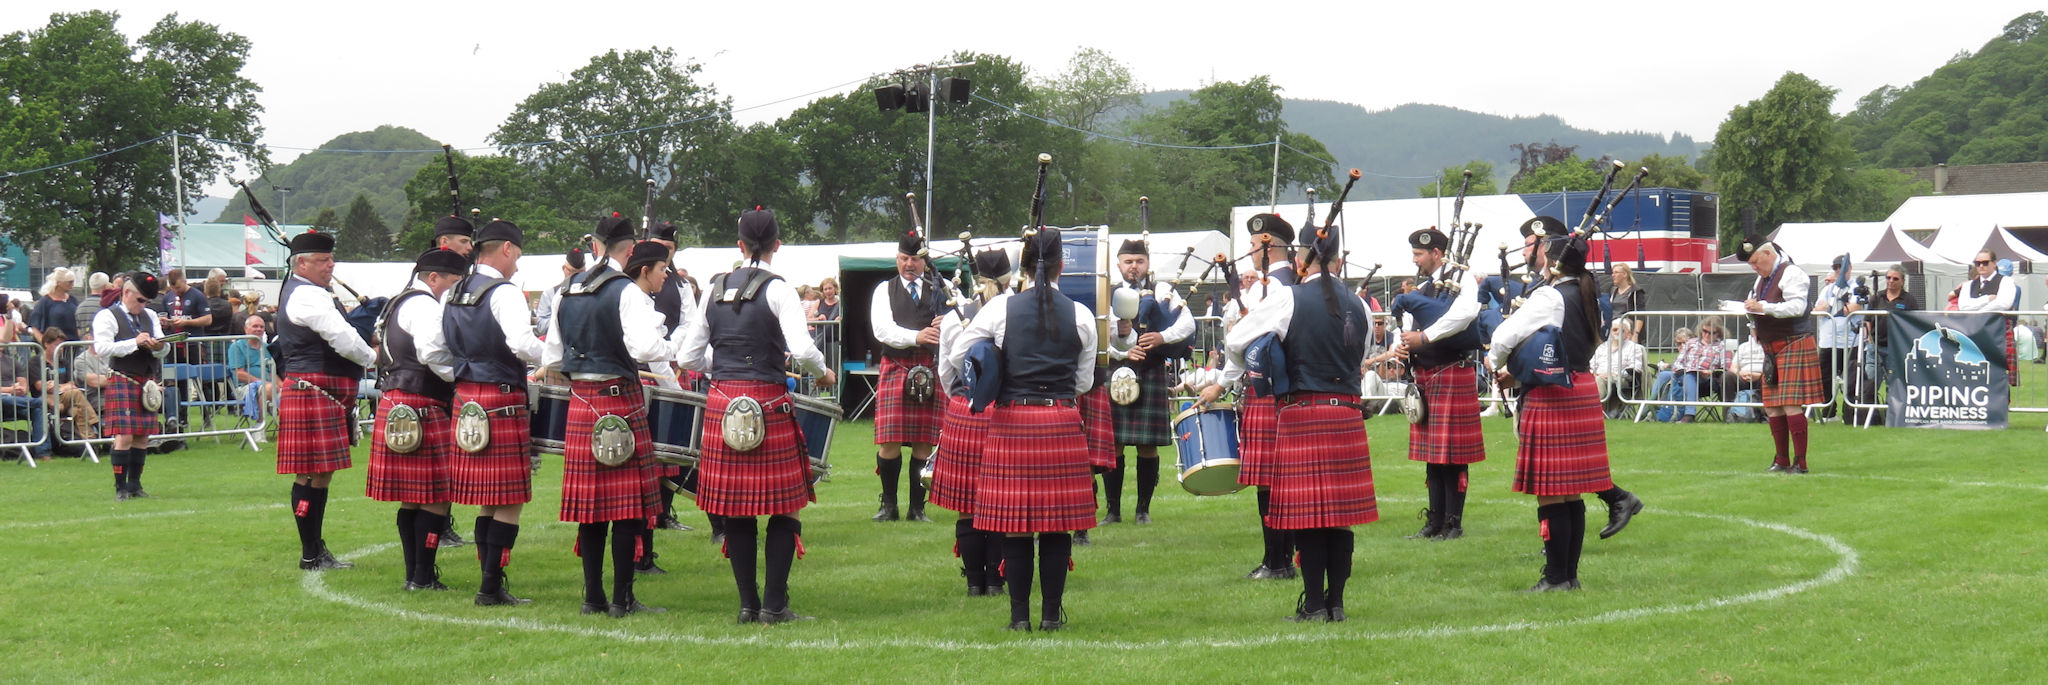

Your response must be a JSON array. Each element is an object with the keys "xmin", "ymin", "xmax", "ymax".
[
  {"xmin": 1172, "ymin": 403, "xmax": 1243, "ymax": 496},
  {"xmin": 529, "ymin": 384, "xmax": 572, "ymax": 454},
  {"xmin": 792, "ymin": 393, "xmax": 841, "ymax": 482},
  {"xmin": 646, "ymin": 386, "xmax": 707, "ymax": 466}
]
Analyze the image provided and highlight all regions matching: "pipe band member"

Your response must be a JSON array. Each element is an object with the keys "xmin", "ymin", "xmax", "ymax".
[
  {"xmin": 1397, "ymin": 226, "xmax": 1484, "ymax": 541},
  {"xmin": 1104, "ymin": 238, "xmax": 1195, "ymax": 525},
  {"xmin": 1737, "ymin": 234, "xmax": 1823, "ymax": 474},
  {"xmin": 92, "ymin": 272, "xmax": 171, "ymax": 501},
  {"xmin": 932, "ymin": 247, "xmax": 1018, "ymax": 597},
  {"xmin": 367, "ymin": 248, "xmax": 466, "ymax": 591},
  {"xmin": 275, "ymin": 230, "xmax": 377, "ymax": 570},
  {"xmin": 868, "ymin": 231, "xmax": 949, "ymax": 522}
]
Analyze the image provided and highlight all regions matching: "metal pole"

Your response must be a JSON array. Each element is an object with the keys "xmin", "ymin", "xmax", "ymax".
[
  {"xmin": 1268, "ymin": 135, "xmax": 1281, "ymax": 211},
  {"xmin": 925, "ymin": 66, "xmax": 936, "ymax": 231},
  {"xmin": 172, "ymin": 132, "xmax": 185, "ymax": 273}
]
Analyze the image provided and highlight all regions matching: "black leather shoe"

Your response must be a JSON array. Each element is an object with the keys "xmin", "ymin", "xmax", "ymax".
[
  {"xmin": 1074, "ymin": 530, "xmax": 1091, "ymax": 546},
  {"xmin": 115, "ymin": 491, "xmax": 130, "ymax": 502},
  {"xmin": 1100, "ymin": 512, "xmax": 1122, "ymax": 524},
  {"xmin": 1134, "ymin": 512, "xmax": 1151, "ymax": 525},
  {"xmin": 737, "ymin": 609, "xmax": 760, "ymax": 624},
  {"xmin": 635, "ymin": 560, "xmax": 667, "ymax": 575},
  {"xmin": 1600, "ymin": 493, "xmax": 1645, "ymax": 539},
  {"xmin": 580, "ymin": 601, "xmax": 608, "ymax": 615},
  {"xmin": 1792, "ymin": 463, "xmax": 1809, "ymax": 474},
  {"xmin": 439, "ymin": 527, "xmax": 468, "ymax": 549},
  {"xmin": 872, "ymin": 502, "xmax": 899, "ymax": 522},
  {"xmin": 1244, "ymin": 564, "xmax": 1274, "ymax": 580},
  {"xmin": 985, "ymin": 581, "xmax": 1004, "ymax": 596},
  {"xmin": 711, "ymin": 532, "xmax": 726, "ymax": 546},
  {"xmin": 967, "ymin": 585, "xmax": 986, "ymax": 597},
  {"xmin": 475, "ymin": 589, "xmax": 532, "ymax": 606},
  {"xmin": 128, "ymin": 488, "xmax": 151, "ymax": 499},
  {"xmin": 1525, "ymin": 578, "xmax": 1582, "ymax": 592},
  {"xmin": 1432, "ymin": 515, "xmax": 1464, "ymax": 541},
  {"xmin": 1328, "ymin": 606, "xmax": 1347, "ymax": 622},
  {"xmin": 1267, "ymin": 565, "xmax": 1298, "ymax": 580},
  {"xmin": 404, "ymin": 580, "xmax": 451, "ymax": 592},
  {"xmin": 1767, "ymin": 462, "xmax": 1789, "ymax": 473},
  {"xmin": 299, "ymin": 547, "xmax": 354, "ymax": 571},
  {"xmin": 657, "ymin": 514, "xmax": 693, "ymax": 531},
  {"xmin": 1405, "ymin": 508, "xmax": 1441, "ymax": 539},
  {"xmin": 905, "ymin": 506, "xmax": 932, "ymax": 523},
  {"xmin": 1038, "ymin": 619, "xmax": 1066, "ymax": 631},
  {"xmin": 759, "ymin": 608, "xmax": 813, "ymax": 624},
  {"xmin": 1006, "ymin": 620, "xmax": 1032, "ymax": 631},
  {"xmin": 607, "ymin": 599, "xmax": 667, "ymax": 617},
  {"xmin": 1286, "ymin": 609, "xmax": 1329, "ymax": 622}
]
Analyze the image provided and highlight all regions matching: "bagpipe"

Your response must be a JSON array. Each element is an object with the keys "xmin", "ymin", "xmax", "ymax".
[
  {"xmin": 1501, "ymin": 161, "xmax": 1645, "ymax": 390},
  {"xmin": 234, "ymin": 179, "xmax": 384, "ymax": 346},
  {"xmin": 1389, "ymin": 170, "xmax": 1484, "ymax": 425}
]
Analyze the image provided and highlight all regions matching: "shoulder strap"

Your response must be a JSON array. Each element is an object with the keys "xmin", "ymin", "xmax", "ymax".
[
  {"xmin": 451, "ymin": 275, "xmax": 512, "ymax": 307},
  {"xmin": 566, "ymin": 267, "xmax": 625, "ymax": 297}
]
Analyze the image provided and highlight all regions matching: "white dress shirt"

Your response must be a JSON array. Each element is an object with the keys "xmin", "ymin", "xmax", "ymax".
[
  {"xmin": 1222, "ymin": 272, "xmax": 1345, "ymax": 387},
  {"xmin": 1957, "ymin": 274, "xmax": 2017, "ymax": 312},
  {"xmin": 460, "ymin": 263, "xmax": 544, "ymax": 365},
  {"xmin": 1752, "ymin": 255, "xmax": 1811, "ymax": 319},
  {"xmin": 280, "ymin": 276, "xmax": 377, "ymax": 368},
  {"xmin": 1224, "ymin": 262, "xmax": 1296, "ymax": 328},
  {"xmin": 395, "ymin": 278, "xmax": 455, "ymax": 382},
  {"xmin": 1590, "ymin": 338, "xmax": 1646, "ymax": 377},
  {"xmin": 675, "ymin": 261, "xmax": 829, "ymax": 378},
  {"xmin": 541, "ymin": 257, "xmax": 691, "ymax": 380},
  {"xmin": 870, "ymin": 274, "xmax": 952, "ymax": 351},
  {"xmin": 91, "ymin": 306, "xmax": 172, "ymax": 361},
  {"xmin": 1486, "ymin": 276, "xmax": 1572, "ymax": 370},
  {"xmin": 1407, "ymin": 265, "xmax": 1483, "ymax": 343},
  {"xmin": 942, "ymin": 287, "xmax": 1097, "ymax": 396}
]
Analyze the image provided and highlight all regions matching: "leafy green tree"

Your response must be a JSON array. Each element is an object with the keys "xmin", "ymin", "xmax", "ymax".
[
  {"xmin": 1031, "ymin": 47, "xmax": 1141, "ymax": 226},
  {"xmin": 1635, "ymin": 153, "xmax": 1709, "ymax": 190},
  {"xmin": 1507, "ymin": 156, "xmax": 1606, "ymax": 194},
  {"xmin": 1840, "ymin": 13, "xmax": 2048, "ymax": 166},
  {"xmin": 0, "ymin": 11, "xmax": 266, "ymax": 273},
  {"xmin": 397, "ymin": 153, "xmax": 580, "ymax": 254},
  {"xmin": 1418, "ymin": 161, "xmax": 1500, "ymax": 197},
  {"xmin": 212, "ymin": 126, "xmax": 437, "ymax": 228},
  {"xmin": 1125, "ymin": 76, "xmax": 1335, "ymax": 230},
  {"xmin": 335, "ymin": 193, "xmax": 392, "ymax": 261},
  {"xmin": 1711, "ymin": 72, "xmax": 1859, "ymax": 248},
  {"xmin": 308, "ymin": 207, "xmax": 341, "ymax": 235}
]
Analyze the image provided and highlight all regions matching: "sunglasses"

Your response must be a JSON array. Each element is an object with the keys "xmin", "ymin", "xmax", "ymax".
[{"xmin": 1974, "ymin": 260, "xmax": 1993, "ymax": 266}]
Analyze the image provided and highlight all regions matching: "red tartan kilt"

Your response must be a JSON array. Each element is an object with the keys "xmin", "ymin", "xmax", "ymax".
[
  {"xmin": 1265, "ymin": 395, "xmax": 1377, "ymax": 530},
  {"xmin": 1236, "ymin": 394, "xmax": 1278, "ymax": 486},
  {"xmin": 1512, "ymin": 373, "xmax": 1614, "ymax": 496},
  {"xmin": 1080, "ymin": 384, "xmax": 1117, "ymax": 471},
  {"xmin": 974, "ymin": 403, "xmax": 1096, "ymax": 534},
  {"xmin": 696, "ymin": 380, "xmax": 812, "ymax": 518},
  {"xmin": 448, "ymin": 382, "xmax": 533, "ymax": 506},
  {"xmin": 1409, "ymin": 364, "xmax": 1486, "ymax": 465},
  {"xmin": 2006, "ymin": 320, "xmax": 2018, "ymax": 387},
  {"xmin": 1762, "ymin": 336, "xmax": 1825, "ymax": 407},
  {"xmin": 930, "ymin": 395, "xmax": 991, "ymax": 514},
  {"xmin": 104, "ymin": 375, "xmax": 157, "ymax": 437},
  {"xmin": 873, "ymin": 353, "xmax": 944, "ymax": 445},
  {"xmin": 559, "ymin": 380, "xmax": 657, "ymax": 524},
  {"xmin": 276, "ymin": 373, "xmax": 357, "ymax": 475},
  {"xmin": 367, "ymin": 390, "xmax": 453, "ymax": 503}
]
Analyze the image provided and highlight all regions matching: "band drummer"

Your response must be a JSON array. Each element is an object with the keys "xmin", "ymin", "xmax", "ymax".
[
  {"xmin": 1217, "ymin": 213, "xmax": 1301, "ymax": 580},
  {"xmin": 366, "ymin": 248, "xmax": 466, "ymax": 591}
]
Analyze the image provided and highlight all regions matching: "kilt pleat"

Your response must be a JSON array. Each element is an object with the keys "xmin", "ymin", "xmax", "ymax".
[
  {"xmin": 1512, "ymin": 373, "xmax": 1614, "ymax": 496},
  {"xmin": 973, "ymin": 404, "xmax": 1096, "ymax": 534},
  {"xmin": 1762, "ymin": 336, "xmax": 1825, "ymax": 407},
  {"xmin": 930, "ymin": 394, "xmax": 991, "ymax": 514},
  {"xmin": 874, "ymin": 353, "xmax": 944, "ymax": 445},
  {"xmin": 2005, "ymin": 320, "xmax": 2018, "ymax": 387},
  {"xmin": 1409, "ymin": 363, "xmax": 1486, "ymax": 465},
  {"xmin": 104, "ymin": 374, "xmax": 157, "ymax": 437},
  {"xmin": 1265, "ymin": 396, "xmax": 1377, "ymax": 530},
  {"xmin": 696, "ymin": 380, "xmax": 812, "ymax": 518},
  {"xmin": 559, "ymin": 379, "xmax": 658, "ymax": 524},
  {"xmin": 1080, "ymin": 385, "xmax": 1117, "ymax": 471},
  {"xmin": 448, "ymin": 381, "xmax": 532, "ymax": 506},
  {"xmin": 1236, "ymin": 393, "xmax": 1278, "ymax": 486},
  {"xmin": 366, "ymin": 389, "xmax": 453, "ymax": 503},
  {"xmin": 277, "ymin": 373, "xmax": 357, "ymax": 475},
  {"xmin": 1111, "ymin": 365, "xmax": 1173, "ymax": 446}
]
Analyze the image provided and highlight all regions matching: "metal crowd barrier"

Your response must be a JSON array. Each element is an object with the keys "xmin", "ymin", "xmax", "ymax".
[
  {"xmin": 50, "ymin": 334, "xmax": 274, "ymax": 461},
  {"xmin": 2, "ymin": 341, "xmax": 52, "ymax": 466},
  {"xmin": 1837, "ymin": 309, "xmax": 2048, "ymax": 426},
  {"xmin": 1617, "ymin": 311, "xmax": 1832, "ymax": 423}
]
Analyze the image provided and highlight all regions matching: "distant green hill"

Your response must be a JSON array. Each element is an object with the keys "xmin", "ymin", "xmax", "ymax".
[
  {"xmin": 1136, "ymin": 92, "xmax": 1701, "ymax": 200},
  {"xmin": 1840, "ymin": 11, "xmax": 2048, "ymax": 167},
  {"xmin": 212, "ymin": 125, "xmax": 439, "ymax": 229}
]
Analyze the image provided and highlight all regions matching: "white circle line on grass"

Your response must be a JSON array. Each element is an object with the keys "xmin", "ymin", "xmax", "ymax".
[
  {"xmin": 303, "ymin": 508, "xmax": 1859, "ymax": 651},
  {"xmin": 0, "ymin": 502, "xmax": 286, "ymax": 531},
  {"xmin": 1626, "ymin": 468, "xmax": 2048, "ymax": 492}
]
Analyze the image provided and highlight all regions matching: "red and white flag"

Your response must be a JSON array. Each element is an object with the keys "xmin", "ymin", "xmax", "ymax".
[{"xmin": 243, "ymin": 214, "xmax": 266, "ymax": 278}]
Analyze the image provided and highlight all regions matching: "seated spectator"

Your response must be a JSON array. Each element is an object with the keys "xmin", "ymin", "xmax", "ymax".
[
  {"xmin": 0, "ymin": 322, "xmax": 51, "ymax": 458},
  {"xmin": 1591, "ymin": 318, "xmax": 1646, "ymax": 419},
  {"xmin": 1723, "ymin": 323, "xmax": 1767, "ymax": 422},
  {"xmin": 1659, "ymin": 318, "xmax": 1729, "ymax": 422},
  {"xmin": 38, "ymin": 328, "xmax": 104, "ymax": 442},
  {"xmin": 226, "ymin": 315, "xmax": 273, "ymax": 425}
]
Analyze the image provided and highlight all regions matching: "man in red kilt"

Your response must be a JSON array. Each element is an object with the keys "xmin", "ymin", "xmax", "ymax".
[
  {"xmin": 868, "ymin": 233, "xmax": 950, "ymax": 522},
  {"xmin": 1397, "ymin": 227, "xmax": 1485, "ymax": 541},
  {"xmin": 1737, "ymin": 236, "xmax": 1825, "ymax": 474},
  {"xmin": 644, "ymin": 221, "xmax": 708, "ymax": 546},
  {"xmin": 677, "ymin": 208, "xmax": 836, "ymax": 624},
  {"xmin": 1104, "ymin": 238, "xmax": 1195, "ymax": 526},
  {"xmin": 543, "ymin": 218, "xmax": 703, "ymax": 618},
  {"xmin": 1208, "ymin": 213, "xmax": 1302, "ymax": 580},
  {"xmin": 442, "ymin": 220, "xmax": 545, "ymax": 605},
  {"xmin": 1224, "ymin": 224, "xmax": 1378, "ymax": 621},
  {"xmin": 1490, "ymin": 226, "xmax": 1615, "ymax": 591},
  {"xmin": 932, "ymin": 248, "xmax": 1014, "ymax": 596},
  {"xmin": 427, "ymin": 215, "xmax": 475, "ymax": 549},
  {"xmin": 90, "ymin": 272, "xmax": 171, "ymax": 501},
  {"xmin": 943, "ymin": 227, "xmax": 1098, "ymax": 632},
  {"xmin": 366, "ymin": 248, "xmax": 467, "ymax": 591},
  {"xmin": 275, "ymin": 231, "xmax": 378, "ymax": 570}
]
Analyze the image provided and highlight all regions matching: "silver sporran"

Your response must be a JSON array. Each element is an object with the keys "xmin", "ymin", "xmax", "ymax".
[
  {"xmin": 722, "ymin": 395, "xmax": 766, "ymax": 452},
  {"xmin": 1402, "ymin": 383, "xmax": 1429, "ymax": 425},
  {"xmin": 140, "ymin": 380, "xmax": 164, "ymax": 412},
  {"xmin": 385, "ymin": 403, "xmax": 423, "ymax": 454},
  {"xmin": 591, "ymin": 414, "xmax": 635, "ymax": 467},
  {"xmin": 456, "ymin": 401, "xmax": 492, "ymax": 453},
  {"xmin": 905, "ymin": 365, "xmax": 937, "ymax": 404},
  {"xmin": 1109, "ymin": 366, "xmax": 1141, "ymax": 406}
]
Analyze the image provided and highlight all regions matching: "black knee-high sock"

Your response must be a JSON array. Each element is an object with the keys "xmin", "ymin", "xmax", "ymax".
[
  {"xmin": 764, "ymin": 516, "xmax": 801, "ymax": 613},
  {"xmin": 610, "ymin": 518, "xmax": 643, "ymax": 606},
  {"xmin": 876, "ymin": 455, "xmax": 901, "ymax": 506},
  {"xmin": 984, "ymin": 530, "xmax": 1005, "ymax": 587},
  {"xmin": 659, "ymin": 481, "xmax": 677, "ymax": 519},
  {"xmin": 1446, "ymin": 464, "xmax": 1470, "ymax": 521},
  {"xmin": 291, "ymin": 482, "xmax": 317, "ymax": 559},
  {"xmin": 128, "ymin": 449, "xmax": 146, "ymax": 491},
  {"xmin": 706, "ymin": 512, "xmax": 727, "ymax": 538},
  {"xmin": 415, "ymin": 511, "xmax": 448, "ymax": 585},
  {"xmin": 396, "ymin": 509, "xmax": 420, "ymax": 584},
  {"xmin": 1295, "ymin": 529, "xmax": 1329, "ymax": 612},
  {"xmin": 1257, "ymin": 489, "xmax": 1280, "ymax": 568},
  {"xmin": 111, "ymin": 450, "xmax": 130, "ymax": 492},
  {"xmin": 1561, "ymin": 499, "xmax": 1587, "ymax": 582},
  {"xmin": 1038, "ymin": 533, "xmax": 1072, "ymax": 621},
  {"xmin": 1424, "ymin": 464, "xmax": 1448, "ymax": 523},
  {"xmin": 475, "ymin": 516, "xmax": 501, "ymax": 594},
  {"xmin": 637, "ymin": 517, "xmax": 657, "ymax": 568},
  {"xmin": 1103, "ymin": 454, "xmax": 1126, "ymax": 515},
  {"xmin": 1537, "ymin": 502, "xmax": 1570, "ymax": 583},
  {"xmin": 1002, "ymin": 536, "xmax": 1034, "ymax": 624},
  {"xmin": 1135, "ymin": 456, "xmax": 1159, "ymax": 514},
  {"xmin": 908, "ymin": 458, "xmax": 929, "ymax": 509},
  {"xmin": 1326, "ymin": 528, "xmax": 1354, "ymax": 609},
  {"xmin": 957, "ymin": 518, "xmax": 986, "ymax": 587},
  {"xmin": 726, "ymin": 516, "xmax": 760, "ymax": 611},
  {"xmin": 577, "ymin": 523, "xmax": 608, "ymax": 605}
]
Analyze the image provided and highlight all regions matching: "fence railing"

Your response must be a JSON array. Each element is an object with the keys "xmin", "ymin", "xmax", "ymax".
[
  {"xmin": 2, "ymin": 341, "xmax": 52, "ymax": 466},
  {"xmin": 49, "ymin": 334, "xmax": 273, "ymax": 461},
  {"xmin": 1836, "ymin": 309, "xmax": 2047, "ymax": 425}
]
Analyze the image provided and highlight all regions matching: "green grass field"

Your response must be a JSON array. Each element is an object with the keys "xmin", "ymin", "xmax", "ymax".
[{"xmin": 5, "ymin": 411, "xmax": 2047, "ymax": 683}]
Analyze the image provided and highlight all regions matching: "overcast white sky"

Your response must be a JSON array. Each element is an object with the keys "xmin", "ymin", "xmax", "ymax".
[{"xmin": 6, "ymin": 0, "xmax": 2041, "ymax": 194}]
